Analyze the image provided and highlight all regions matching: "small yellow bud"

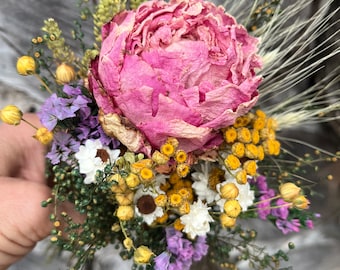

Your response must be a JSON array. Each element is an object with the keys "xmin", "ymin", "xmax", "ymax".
[
  {"xmin": 223, "ymin": 199, "xmax": 242, "ymax": 218},
  {"xmin": 116, "ymin": 190, "xmax": 134, "ymax": 206},
  {"xmin": 0, "ymin": 105, "xmax": 23, "ymax": 125},
  {"xmin": 111, "ymin": 223, "xmax": 121, "ymax": 232},
  {"xmin": 173, "ymin": 218, "xmax": 185, "ymax": 231},
  {"xmin": 133, "ymin": 246, "xmax": 154, "ymax": 264},
  {"xmin": 34, "ymin": 127, "xmax": 53, "ymax": 145},
  {"xmin": 292, "ymin": 195, "xmax": 310, "ymax": 210},
  {"xmin": 175, "ymin": 150, "xmax": 187, "ymax": 163},
  {"xmin": 116, "ymin": 205, "xmax": 134, "ymax": 221},
  {"xmin": 154, "ymin": 194, "xmax": 167, "ymax": 207},
  {"xmin": 235, "ymin": 169, "xmax": 248, "ymax": 185},
  {"xmin": 220, "ymin": 213, "xmax": 237, "ymax": 228},
  {"xmin": 176, "ymin": 163, "xmax": 190, "ymax": 178},
  {"xmin": 224, "ymin": 154, "xmax": 241, "ymax": 170},
  {"xmin": 169, "ymin": 193, "xmax": 183, "ymax": 207},
  {"xmin": 279, "ymin": 183, "xmax": 301, "ymax": 202},
  {"xmin": 125, "ymin": 173, "xmax": 140, "ymax": 188},
  {"xmin": 55, "ymin": 63, "xmax": 76, "ymax": 85},
  {"xmin": 16, "ymin": 56, "xmax": 36, "ymax": 75},
  {"xmin": 151, "ymin": 150, "xmax": 169, "ymax": 165},
  {"xmin": 123, "ymin": 237, "xmax": 134, "ymax": 251},
  {"xmin": 220, "ymin": 183, "xmax": 239, "ymax": 200}
]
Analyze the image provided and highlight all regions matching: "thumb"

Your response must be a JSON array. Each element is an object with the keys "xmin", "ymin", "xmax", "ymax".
[{"xmin": 0, "ymin": 178, "xmax": 53, "ymax": 268}]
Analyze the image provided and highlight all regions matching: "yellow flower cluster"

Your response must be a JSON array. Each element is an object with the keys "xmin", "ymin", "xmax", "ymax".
[
  {"xmin": 158, "ymin": 172, "xmax": 194, "ymax": 229},
  {"xmin": 223, "ymin": 110, "xmax": 281, "ymax": 180}
]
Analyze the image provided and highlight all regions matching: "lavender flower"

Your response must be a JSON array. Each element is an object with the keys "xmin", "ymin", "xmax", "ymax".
[
  {"xmin": 154, "ymin": 252, "xmax": 171, "ymax": 270},
  {"xmin": 46, "ymin": 132, "xmax": 80, "ymax": 164},
  {"xmin": 193, "ymin": 236, "xmax": 209, "ymax": 261}
]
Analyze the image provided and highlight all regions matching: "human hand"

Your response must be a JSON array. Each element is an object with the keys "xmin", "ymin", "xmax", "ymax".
[{"xmin": 0, "ymin": 113, "xmax": 53, "ymax": 269}]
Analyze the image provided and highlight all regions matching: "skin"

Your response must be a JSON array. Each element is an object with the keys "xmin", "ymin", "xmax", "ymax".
[{"xmin": 0, "ymin": 114, "xmax": 53, "ymax": 269}]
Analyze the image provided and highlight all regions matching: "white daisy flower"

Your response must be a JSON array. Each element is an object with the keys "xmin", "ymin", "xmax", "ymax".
[
  {"xmin": 134, "ymin": 186, "xmax": 164, "ymax": 225},
  {"xmin": 75, "ymin": 139, "xmax": 120, "ymax": 184},
  {"xmin": 180, "ymin": 199, "xmax": 214, "ymax": 239}
]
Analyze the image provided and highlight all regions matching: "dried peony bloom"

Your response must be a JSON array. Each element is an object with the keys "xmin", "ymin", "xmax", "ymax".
[{"xmin": 89, "ymin": 0, "xmax": 261, "ymax": 155}]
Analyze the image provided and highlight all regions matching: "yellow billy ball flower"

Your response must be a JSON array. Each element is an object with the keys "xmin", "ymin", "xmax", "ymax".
[
  {"xmin": 266, "ymin": 117, "xmax": 278, "ymax": 130},
  {"xmin": 231, "ymin": 142, "xmax": 245, "ymax": 158},
  {"xmin": 252, "ymin": 129, "xmax": 260, "ymax": 144},
  {"xmin": 133, "ymin": 246, "xmax": 154, "ymax": 264},
  {"xmin": 155, "ymin": 212, "xmax": 169, "ymax": 224},
  {"xmin": 116, "ymin": 205, "xmax": 134, "ymax": 221},
  {"xmin": 279, "ymin": 183, "xmax": 301, "ymax": 202},
  {"xmin": 0, "ymin": 105, "xmax": 23, "ymax": 125},
  {"xmin": 154, "ymin": 194, "xmax": 167, "ymax": 207},
  {"xmin": 169, "ymin": 193, "xmax": 183, "ymax": 207},
  {"xmin": 174, "ymin": 218, "xmax": 185, "ymax": 231},
  {"xmin": 123, "ymin": 237, "xmax": 134, "ymax": 251},
  {"xmin": 224, "ymin": 127, "xmax": 237, "ymax": 143},
  {"xmin": 257, "ymin": 145, "xmax": 265, "ymax": 161},
  {"xmin": 175, "ymin": 150, "xmax": 187, "ymax": 163},
  {"xmin": 116, "ymin": 190, "xmax": 134, "ymax": 206},
  {"xmin": 237, "ymin": 127, "xmax": 252, "ymax": 143},
  {"xmin": 224, "ymin": 154, "xmax": 241, "ymax": 170},
  {"xmin": 255, "ymin": 109, "xmax": 266, "ymax": 118},
  {"xmin": 263, "ymin": 139, "xmax": 281, "ymax": 156},
  {"xmin": 243, "ymin": 160, "xmax": 257, "ymax": 176},
  {"xmin": 253, "ymin": 117, "xmax": 266, "ymax": 130},
  {"xmin": 292, "ymin": 195, "xmax": 310, "ymax": 210},
  {"xmin": 131, "ymin": 159, "xmax": 153, "ymax": 173},
  {"xmin": 235, "ymin": 169, "xmax": 248, "ymax": 185},
  {"xmin": 151, "ymin": 150, "xmax": 169, "ymax": 165},
  {"xmin": 140, "ymin": 167, "xmax": 154, "ymax": 183},
  {"xmin": 220, "ymin": 183, "xmax": 239, "ymax": 200},
  {"xmin": 16, "ymin": 55, "xmax": 36, "ymax": 75},
  {"xmin": 166, "ymin": 137, "xmax": 179, "ymax": 148},
  {"xmin": 223, "ymin": 199, "xmax": 242, "ymax": 218},
  {"xmin": 125, "ymin": 173, "xmax": 140, "ymax": 189},
  {"xmin": 245, "ymin": 143, "xmax": 259, "ymax": 159},
  {"xmin": 34, "ymin": 127, "xmax": 53, "ymax": 145},
  {"xmin": 161, "ymin": 143, "xmax": 175, "ymax": 157},
  {"xmin": 176, "ymin": 163, "xmax": 190, "ymax": 178},
  {"xmin": 177, "ymin": 187, "xmax": 191, "ymax": 200},
  {"xmin": 55, "ymin": 63, "xmax": 76, "ymax": 85},
  {"xmin": 220, "ymin": 213, "xmax": 237, "ymax": 228},
  {"xmin": 179, "ymin": 201, "xmax": 191, "ymax": 215}
]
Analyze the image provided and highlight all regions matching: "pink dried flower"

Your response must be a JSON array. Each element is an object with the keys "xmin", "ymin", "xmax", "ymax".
[{"xmin": 90, "ymin": 0, "xmax": 262, "ymax": 155}]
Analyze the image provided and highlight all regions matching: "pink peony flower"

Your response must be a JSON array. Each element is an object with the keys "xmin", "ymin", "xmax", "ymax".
[{"xmin": 89, "ymin": 0, "xmax": 262, "ymax": 156}]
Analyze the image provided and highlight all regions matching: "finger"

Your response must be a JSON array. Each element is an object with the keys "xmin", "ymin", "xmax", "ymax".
[{"xmin": 0, "ymin": 178, "xmax": 53, "ymax": 267}]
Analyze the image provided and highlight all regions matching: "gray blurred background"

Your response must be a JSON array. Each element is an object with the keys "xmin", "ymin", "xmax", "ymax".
[{"xmin": 1, "ymin": 0, "xmax": 339, "ymax": 269}]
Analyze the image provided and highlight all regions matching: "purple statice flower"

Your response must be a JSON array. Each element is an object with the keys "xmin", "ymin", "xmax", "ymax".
[
  {"xmin": 166, "ymin": 227, "xmax": 185, "ymax": 255},
  {"xmin": 177, "ymin": 239, "xmax": 194, "ymax": 262},
  {"xmin": 163, "ymin": 227, "xmax": 208, "ymax": 270},
  {"xmin": 276, "ymin": 219, "xmax": 301, "ymax": 234},
  {"xmin": 154, "ymin": 252, "xmax": 171, "ymax": 270},
  {"xmin": 46, "ymin": 132, "xmax": 80, "ymax": 165},
  {"xmin": 38, "ymin": 93, "xmax": 79, "ymax": 130},
  {"xmin": 63, "ymin": 84, "xmax": 82, "ymax": 96},
  {"xmin": 271, "ymin": 198, "xmax": 289, "ymax": 220},
  {"xmin": 193, "ymin": 236, "xmax": 208, "ymax": 261}
]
